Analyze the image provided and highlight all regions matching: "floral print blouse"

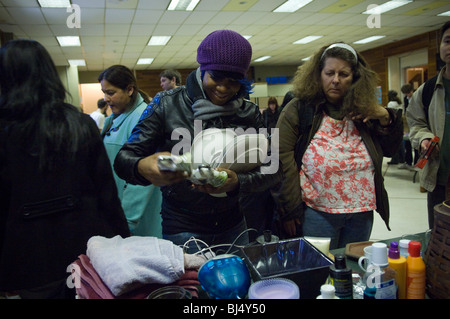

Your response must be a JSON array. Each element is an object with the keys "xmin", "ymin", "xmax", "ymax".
[{"xmin": 300, "ymin": 114, "xmax": 376, "ymax": 214}]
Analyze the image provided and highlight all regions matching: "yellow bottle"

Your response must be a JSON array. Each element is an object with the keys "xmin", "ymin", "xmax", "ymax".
[
  {"xmin": 388, "ymin": 242, "xmax": 407, "ymax": 299},
  {"xmin": 406, "ymin": 241, "xmax": 426, "ymax": 299}
]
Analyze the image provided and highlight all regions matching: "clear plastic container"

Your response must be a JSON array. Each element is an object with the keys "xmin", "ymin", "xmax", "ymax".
[{"xmin": 248, "ymin": 278, "xmax": 300, "ymax": 299}]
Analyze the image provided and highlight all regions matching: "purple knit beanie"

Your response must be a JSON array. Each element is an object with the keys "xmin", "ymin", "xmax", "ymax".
[{"xmin": 197, "ymin": 30, "xmax": 252, "ymax": 78}]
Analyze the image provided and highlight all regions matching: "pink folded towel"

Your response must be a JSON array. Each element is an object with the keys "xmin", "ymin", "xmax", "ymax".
[
  {"xmin": 86, "ymin": 235, "xmax": 185, "ymax": 296},
  {"xmin": 71, "ymin": 254, "xmax": 200, "ymax": 299}
]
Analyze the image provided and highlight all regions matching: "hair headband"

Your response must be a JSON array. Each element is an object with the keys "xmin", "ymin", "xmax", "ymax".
[{"xmin": 321, "ymin": 43, "xmax": 358, "ymax": 62}]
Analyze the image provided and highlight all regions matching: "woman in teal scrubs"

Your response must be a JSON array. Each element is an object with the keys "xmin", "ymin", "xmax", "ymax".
[{"xmin": 100, "ymin": 65, "xmax": 162, "ymax": 237}]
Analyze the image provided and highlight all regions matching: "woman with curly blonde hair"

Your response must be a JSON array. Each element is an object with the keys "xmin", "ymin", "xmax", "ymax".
[{"xmin": 274, "ymin": 42, "xmax": 403, "ymax": 248}]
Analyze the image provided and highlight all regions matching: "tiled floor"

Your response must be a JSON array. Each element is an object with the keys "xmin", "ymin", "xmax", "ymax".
[{"xmin": 370, "ymin": 159, "xmax": 429, "ymax": 241}]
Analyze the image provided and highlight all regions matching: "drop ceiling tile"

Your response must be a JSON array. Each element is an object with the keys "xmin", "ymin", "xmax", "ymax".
[
  {"xmin": 79, "ymin": 24, "xmax": 104, "ymax": 36},
  {"xmin": 0, "ymin": 7, "xmax": 14, "ymax": 24},
  {"xmin": 231, "ymin": 11, "xmax": 267, "ymax": 25},
  {"xmin": 7, "ymin": 7, "xmax": 46, "ymax": 24},
  {"xmin": 195, "ymin": 1, "xmax": 227, "ymax": 11},
  {"xmin": 125, "ymin": 35, "xmax": 148, "ymax": 45},
  {"xmin": 129, "ymin": 23, "xmax": 156, "ymax": 36},
  {"xmin": 49, "ymin": 24, "xmax": 79, "ymax": 36},
  {"xmin": 72, "ymin": 0, "xmax": 106, "ymax": 9},
  {"xmin": 137, "ymin": 0, "xmax": 170, "ymax": 10},
  {"xmin": 152, "ymin": 23, "xmax": 179, "ymax": 35},
  {"xmin": 19, "ymin": 24, "xmax": 53, "ymax": 37},
  {"xmin": 173, "ymin": 24, "xmax": 203, "ymax": 36},
  {"xmin": 32, "ymin": 36, "xmax": 59, "ymax": 46},
  {"xmin": 106, "ymin": 0, "xmax": 138, "ymax": 9},
  {"xmin": 183, "ymin": 10, "xmax": 216, "ymax": 24},
  {"xmin": 104, "ymin": 23, "xmax": 130, "ymax": 36},
  {"xmin": 158, "ymin": 10, "xmax": 191, "ymax": 25},
  {"xmin": 41, "ymin": 8, "xmax": 69, "ymax": 24},
  {"xmin": 105, "ymin": 8, "xmax": 135, "ymax": 24},
  {"xmin": 209, "ymin": 11, "xmax": 244, "ymax": 24},
  {"xmin": 132, "ymin": 9, "xmax": 164, "ymax": 24},
  {"xmin": 1, "ymin": 0, "xmax": 40, "ymax": 7},
  {"xmin": 78, "ymin": 8, "xmax": 105, "ymax": 24}
]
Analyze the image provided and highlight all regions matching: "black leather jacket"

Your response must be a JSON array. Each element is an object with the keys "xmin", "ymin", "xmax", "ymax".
[{"xmin": 114, "ymin": 70, "xmax": 282, "ymax": 235}]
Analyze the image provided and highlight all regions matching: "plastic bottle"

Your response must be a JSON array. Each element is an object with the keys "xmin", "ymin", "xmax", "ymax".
[
  {"xmin": 388, "ymin": 241, "xmax": 407, "ymax": 299},
  {"xmin": 329, "ymin": 254, "xmax": 353, "ymax": 299},
  {"xmin": 406, "ymin": 241, "xmax": 426, "ymax": 299},
  {"xmin": 363, "ymin": 242, "xmax": 398, "ymax": 299},
  {"xmin": 399, "ymin": 239, "xmax": 410, "ymax": 258},
  {"xmin": 316, "ymin": 284, "xmax": 339, "ymax": 299}
]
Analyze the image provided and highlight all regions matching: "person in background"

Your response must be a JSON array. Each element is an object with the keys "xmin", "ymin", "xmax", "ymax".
[
  {"xmin": 114, "ymin": 30, "xmax": 282, "ymax": 252},
  {"xmin": 99, "ymin": 65, "xmax": 163, "ymax": 237},
  {"xmin": 401, "ymin": 83, "xmax": 418, "ymax": 168},
  {"xmin": 386, "ymin": 90, "xmax": 407, "ymax": 167},
  {"xmin": 274, "ymin": 42, "xmax": 403, "ymax": 249},
  {"xmin": 89, "ymin": 98, "xmax": 108, "ymax": 131},
  {"xmin": 160, "ymin": 69, "xmax": 182, "ymax": 91},
  {"xmin": 278, "ymin": 90, "xmax": 295, "ymax": 113},
  {"xmin": 401, "ymin": 83, "xmax": 414, "ymax": 110},
  {"xmin": 406, "ymin": 21, "xmax": 450, "ymax": 229},
  {"xmin": 0, "ymin": 40, "xmax": 130, "ymax": 298},
  {"xmin": 262, "ymin": 96, "xmax": 280, "ymax": 130}
]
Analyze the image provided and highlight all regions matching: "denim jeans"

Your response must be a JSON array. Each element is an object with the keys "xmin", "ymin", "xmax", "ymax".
[
  {"xmin": 163, "ymin": 219, "xmax": 249, "ymax": 254},
  {"xmin": 302, "ymin": 206, "xmax": 374, "ymax": 250}
]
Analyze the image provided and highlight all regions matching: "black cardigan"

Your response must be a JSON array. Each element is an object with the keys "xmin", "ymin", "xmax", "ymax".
[{"xmin": 0, "ymin": 109, "xmax": 130, "ymax": 291}]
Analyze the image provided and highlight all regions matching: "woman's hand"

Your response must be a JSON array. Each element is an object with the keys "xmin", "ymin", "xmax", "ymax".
[
  {"xmin": 137, "ymin": 152, "xmax": 189, "ymax": 186},
  {"xmin": 192, "ymin": 168, "xmax": 239, "ymax": 194},
  {"xmin": 350, "ymin": 105, "xmax": 390, "ymax": 126}
]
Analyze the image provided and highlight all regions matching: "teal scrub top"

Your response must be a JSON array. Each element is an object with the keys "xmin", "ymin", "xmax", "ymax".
[{"xmin": 103, "ymin": 94, "xmax": 162, "ymax": 237}]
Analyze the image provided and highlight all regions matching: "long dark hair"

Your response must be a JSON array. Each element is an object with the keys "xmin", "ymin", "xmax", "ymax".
[{"xmin": 0, "ymin": 39, "xmax": 89, "ymax": 171}]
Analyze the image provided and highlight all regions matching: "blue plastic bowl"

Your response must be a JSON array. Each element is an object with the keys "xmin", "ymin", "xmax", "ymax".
[{"xmin": 198, "ymin": 254, "xmax": 251, "ymax": 299}]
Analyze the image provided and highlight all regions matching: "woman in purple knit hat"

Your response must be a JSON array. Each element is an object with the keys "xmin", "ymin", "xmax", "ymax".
[{"xmin": 114, "ymin": 30, "xmax": 282, "ymax": 252}]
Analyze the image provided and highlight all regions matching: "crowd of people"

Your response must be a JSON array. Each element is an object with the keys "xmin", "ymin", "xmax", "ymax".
[{"xmin": 1, "ymin": 21, "xmax": 449, "ymax": 298}]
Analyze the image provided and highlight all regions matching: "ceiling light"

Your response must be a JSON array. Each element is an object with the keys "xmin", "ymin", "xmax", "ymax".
[
  {"xmin": 148, "ymin": 36, "xmax": 171, "ymax": 46},
  {"xmin": 353, "ymin": 35, "xmax": 386, "ymax": 44},
  {"xmin": 137, "ymin": 58, "xmax": 154, "ymax": 65},
  {"xmin": 302, "ymin": 56, "xmax": 311, "ymax": 61},
  {"xmin": 293, "ymin": 35, "xmax": 323, "ymax": 44},
  {"xmin": 68, "ymin": 59, "xmax": 85, "ymax": 66},
  {"xmin": 168, "ymin": 0, "xmax": 200, "ymax": 11},
  {"xmin": 254, "ymin": 56, "xmax": 271, "ymax": 62},
  {"xmin": 243, "ymin": 35, "xmax": 253, "ymax": 40},
  {"xmin": 362, "ymin": 0, "xmax": 412, "ymax": 14},
  {"xmin": 56, "ymin": 36, "xmax": 81, "ymax": 47},
  {"xmin": 38, "ymin": 0, "xmax": 71, "ymax": 8},
  {"xmin": 438, "ymin": 11, "xmax": 450, "ymax": 16},
  {"xmin": 273, "ymin": 0, "xmax": 313, "ymax": 13}
]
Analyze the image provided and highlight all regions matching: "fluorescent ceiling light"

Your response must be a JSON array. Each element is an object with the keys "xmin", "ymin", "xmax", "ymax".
[
  {"xmin": 273, "ymin": 0, "xmax": 313, "ymax": 13},
  {"xmin": 438, "ymin": 11, "xmax": 450, "ymax": 16},
  {"xmin": 137, "ymin": 58, "xmax": 154, "ymax": 65},
  {"xmin": 68, "ymin": 59, "xmax": 85, "ymax": 66},
  {"xmin": 302, "ymin": 56, "xmax": 311, "ymax": 61},
  {"xmin": 148, "ymin": 36, "xmax": 171, "ymax": 46},
  {"xmin": 254, "ymin": 56, "xmax": 271, "ymax": 62},
  {"xmin": 353, "ymin": 35, "xmax": 386, "ymax": 44},
  {"xmin": 363, "ymin": 0, "xmax": 412, "ymax": 14},
  {"xmin": 168, "ymin": 0, "xmax": 200, "ymax": 11},
  {"xmin": 56, "ymin": 36, "xmax": 80, "ymax": 47},
  {"xmin": 38, "ymin": 0, "xmax": 71, "ymax": 8},
  {"xmin": 293, "ymin": 35, "xmax": 323, "ymax": 44},
  {"xmin": 243, "ymin": 35, "xmax": 253, "ymax": 40}
]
